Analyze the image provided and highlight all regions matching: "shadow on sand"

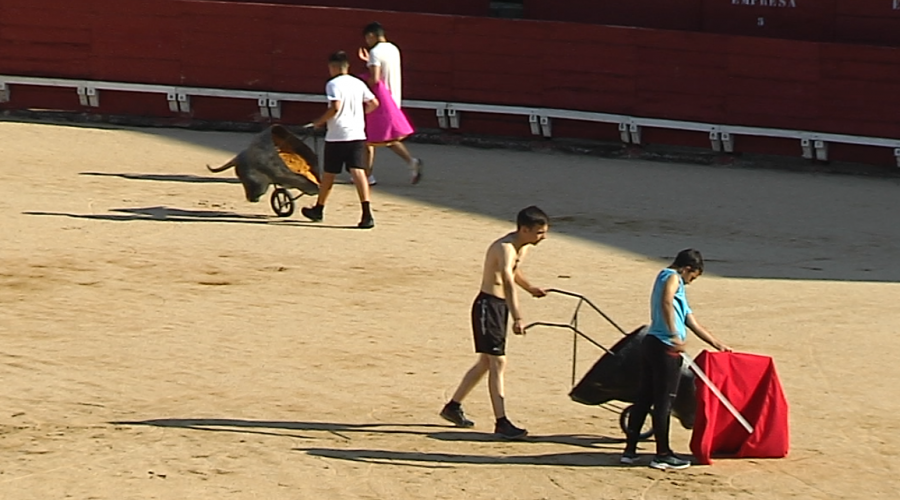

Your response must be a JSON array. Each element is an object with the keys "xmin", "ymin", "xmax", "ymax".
[{"xmin": 114, "ymin": 417, "xmax": 628, "ymax": 467}]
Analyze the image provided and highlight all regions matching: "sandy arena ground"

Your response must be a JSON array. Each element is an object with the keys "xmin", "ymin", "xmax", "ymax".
[{"xmin": 1, "ymin": 120, "xmax": 899, "ymax": 499}]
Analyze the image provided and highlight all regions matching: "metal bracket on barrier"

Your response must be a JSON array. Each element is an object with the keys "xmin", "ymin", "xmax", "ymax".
[
  {"xmin": 710, "ymin": 130, "xmax": 722, "ymax": 152},
  {"xmin": 539, "ymin": 116, "xmax": 551, "ymax": 137},
  {"xmin": 894, "ymin": 148, "xmax": 900, "ymax": 168},
  {"xmin": 0, "ymin": 82, "xmax": 9, "ymax": 103},
  {"xmin": 721, "ymin": 132, "xmax": 734, "ymax": 153},
  {"xmin": 268, "ymin": 99, "xmax": 281, "ymax": 119},
  {"xmin": 801, "ymin": 138, "xmax": 813, "ymax": 159},
  {"xmin": 77, "ymin": 86, "xmax": 99, "ymax": 107},
  {"xmin": 447, "ymin": 106, "xmax": 460, "ymax": 129},
  {"xmin": 814, "ymin": 140, "xmax": 828, "ymax": 162},
  {"xmin": 257, "ymin": 98, "xmax": 281, "ymax": 119},
  {"xmin": 529, "ymin": 114, "xmax": 540, "ymax": 135},
  {"xmin": 436, "ymin": 107, "xmax": 448, "ymax": 129},
  {"xmin": 177, "ymin": 93, "xmax": 190, "ymax": 113},
  {"xmin": 629, "ymin": 123, "xmax": 641, "ymax": 145},
  {"xmin": 618, "ymin": 122, "xmax": 630, "ymax": 143},
  {"xmin": 166, "ymin": 91, "xmax": 179, "ymax": 112}
]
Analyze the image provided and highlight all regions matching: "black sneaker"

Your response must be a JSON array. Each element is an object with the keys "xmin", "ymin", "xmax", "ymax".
[
  {"xmin": 494, "ymin": 419, "xmax": 527, "ymax": 440},
  {"xmin": 301, "ymin": 205, "xmax": 323, "ymax": 222},
  {"xmin": 649, "ymin": 453, "xmax": 691, "ymax": 470},
  {"xmin": 620, "ymin": 451, "xmax": 639, "ymax": 465},
  {"xmin": 357, "ymin": 214, "xmax": 375, "ymax": 229},
  {"xmin": 440, "ymin": 403, "xmax": 474, "ymax": 428}
]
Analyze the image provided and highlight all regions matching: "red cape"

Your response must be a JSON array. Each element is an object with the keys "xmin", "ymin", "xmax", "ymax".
[{"xmin": 690, "ymin": 351, "xmax": 790, "ymax": 464}]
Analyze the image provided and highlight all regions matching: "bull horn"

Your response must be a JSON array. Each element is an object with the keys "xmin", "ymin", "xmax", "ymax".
[{"xmin": 207, "ymin": 158, "xmax": 238, "ymax": 173}]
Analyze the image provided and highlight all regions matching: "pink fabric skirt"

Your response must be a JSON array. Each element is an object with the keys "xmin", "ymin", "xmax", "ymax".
[{"xmin": 362, "ymin": 77, "xmax": 414, "ymax": 145}]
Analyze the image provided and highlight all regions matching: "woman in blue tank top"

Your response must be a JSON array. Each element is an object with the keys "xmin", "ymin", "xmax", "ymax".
[{"xmin": 621, "ymin": 249, "xmax": 732, "ymax": 470}]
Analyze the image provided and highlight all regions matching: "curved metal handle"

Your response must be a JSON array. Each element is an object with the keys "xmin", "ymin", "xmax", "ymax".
[
  {"xmin": 545, "ymin": 289, "xmax": 628, "ymax": 335},
  {"xmin": 523, "ymin": 321, "xmax": 614, "ymax": 355}
]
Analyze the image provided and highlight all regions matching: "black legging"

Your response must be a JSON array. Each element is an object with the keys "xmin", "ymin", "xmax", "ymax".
[{"xmin": 625, "ymin": 334, "xmax": 683, "ymax": 456}]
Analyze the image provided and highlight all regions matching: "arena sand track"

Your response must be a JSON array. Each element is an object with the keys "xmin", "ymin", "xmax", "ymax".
[{"xmin": 1, "ymin": 121, "xmax": 898, "ymax": 499}]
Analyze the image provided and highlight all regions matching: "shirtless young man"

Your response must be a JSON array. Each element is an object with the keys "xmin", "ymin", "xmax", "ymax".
[{"xmin": 440, "ymin": 206, "xmax": 549, "ymax": 439}]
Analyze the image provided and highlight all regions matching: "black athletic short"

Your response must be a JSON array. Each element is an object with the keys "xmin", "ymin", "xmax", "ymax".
[
  {"xmin": 471, "ymin": 292, "xmax": 509, "ymax": 356},
  {"xmin": 323, "ymin": 140, "xmax": 366, "ymax": 174}
]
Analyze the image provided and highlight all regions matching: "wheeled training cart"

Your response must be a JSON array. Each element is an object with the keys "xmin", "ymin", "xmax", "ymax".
[{"xmin": 524, "ymin": 290, "xmax": 696, "ymax": 441}]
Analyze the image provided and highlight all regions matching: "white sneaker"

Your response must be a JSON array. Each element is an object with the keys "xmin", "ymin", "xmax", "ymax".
[
  {"xmin": 367, "ymin": 174, "xmax": 377, "ymax": 186},
  {"xmin": 409, "ymin": 158, "xmax": 423, "ymax": 185}
]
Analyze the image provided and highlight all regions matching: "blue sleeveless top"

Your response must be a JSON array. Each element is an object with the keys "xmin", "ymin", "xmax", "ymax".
[{"xmin": 648, "ymin": 268, "xmax": 692, "ymax": 346}]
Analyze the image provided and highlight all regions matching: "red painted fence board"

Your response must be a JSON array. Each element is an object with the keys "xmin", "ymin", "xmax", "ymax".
[{"xmin": 2, "ymin": 0, "xmax": 900, "ymax": 168}]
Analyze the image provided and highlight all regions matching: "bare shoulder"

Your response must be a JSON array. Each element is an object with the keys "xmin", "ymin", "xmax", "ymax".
[{"xmin": 486, "ymin": 233, "xmax": 515, "ymax": 264}]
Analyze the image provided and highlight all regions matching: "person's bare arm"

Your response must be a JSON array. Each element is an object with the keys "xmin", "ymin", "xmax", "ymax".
[
  {"xmin": 367, "ymin": 65, "xmax": 382, "ymax": 87},
  {"xmin": 500, "ymin": 244, "xmax": 524, "ymax": 334},
  {"xmin": 686, "ymin": 314, "xmax": 732, "ymax": 352},
  {"xmin": 364, "ymin": 97, "xmax": 379, "ymax": 114},
  {"xmin": 311, "ymin": 100, "xmax": 340, "ymax": 128},
  {"xmin": 661, "ymin": 274, "xmax": 686, "ymax": 352},
  {"xmin": 514, "ymin": 269, "xmax": 546, "ymax": 298}
]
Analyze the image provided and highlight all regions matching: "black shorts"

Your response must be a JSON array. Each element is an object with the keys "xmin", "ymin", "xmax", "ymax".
[
  {"xmin": 471, "ymin": 292, "xmax": 509, "ymax": 356},
  {"xmin": 323, "ymin": 140, "xmax": 366, "ymax": 174}
]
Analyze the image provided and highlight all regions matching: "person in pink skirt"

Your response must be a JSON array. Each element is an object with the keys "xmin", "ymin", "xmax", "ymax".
[{"xmin": 358, "ymin": 22, "xmax": 423, "ymax": 186}]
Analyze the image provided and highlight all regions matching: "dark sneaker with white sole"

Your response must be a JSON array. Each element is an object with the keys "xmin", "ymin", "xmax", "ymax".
[
  {"xmin": 440, "ymin": 403, "xmax": 474, "ymax": 428},
  {"xmin": 649, "ymin": 454, "xmax": 691, "ymax": 470},
  {"xmin": 620, "ymin": 451, "xmax": 639, "ymax": 465},
  {"xmin": 494, "ymin": 419, "xmax": 528, "ymax": 440}
]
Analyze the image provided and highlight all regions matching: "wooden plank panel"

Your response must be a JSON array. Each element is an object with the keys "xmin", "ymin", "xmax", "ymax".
[
  {"xmin": 550, "ymin": 120, "xmax": 623, "ymax": 143},
  {"xmin": 726, "ymin": 54, "xmax": 820, "ymax": 82},
  {"xmin": 819, "ymin": 59, "xmax": 900, "ymax": 82},
  {"xmin": 636, "ymin": 70, "xmax": 727, "ymax": 96},
  {"xmin": 181, "ymin": 65, "xmax": 273, "ymax": 89},
  {"xmin": 725, "ymin": 76, "xmax": 817, "ymax": 99},
  {"xmin": 451, "ymin": 87, "xmax": 542, "ymax": 107},
  {"xmin": 725, "ymin": 36, "xmax": 819, "ymax": 59},
  {"xmin": 189, "ymin": 95, "xmax": 266, "ymax": 122},
  {"xmin": 94, "ymin": 90, "xmax": 174, "ymax": 117},
  {"xmin": 634, "ymin": 90, "xmax": 725, "ymax": 122},
  {"xmin": 834, "ymin": 16, "xmax": 900, "ymax": 46},
  {"xmin": 0, "ymin": 85, "xmax": 81, "ymax": 111},
  {"xmin": 641, "ymin": 128, "xmax": 711, "ymax": 150},
  {"xmin": 540, "ymin": 42, "xmax": 637, "ymax": 76},
  {"xmin": 0, "ymin": 25, "xmax": 91, "ymax": 45},
  {"xmin": 90, "ymin": 57, "xmax": 183, "ymax": 84},
  {"xmin": 542, "ymin": 86, "xmax": 635, "ymax": 114},
  {"xmin": 450, "ymin": 54, "xmax": 534, "ymax": 77},
  {"xmin": 524, "ymin": 0, "xmax": 704, "ymax": 31},
  {"xmin": 700, "ymin": 0, "xmax": 837, "ymax": 42},
  {"xmin": 835, "ymin": 0, "xmax": 900, "ymax": 18},
  {"xmin": 634, "ymin": 29, "xmax": 730, "ymax": 55},
  {"xmin": 541, "ymin": 22, "xmax": 635, "ymax": 46},
  {"xmin": 727, "ymin": 134, "xmax": 801, "ymax": 157},
  {"xmin": 725, "ymin": 94, "xmax": 819, "ymax": 121}
]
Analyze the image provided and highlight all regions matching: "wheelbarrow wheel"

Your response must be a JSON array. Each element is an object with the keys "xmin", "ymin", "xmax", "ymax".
[
  {"xmin": 270, "ymin": 188, "xmax": 295, "ymax": 217},
  {"xmin": 619, "ymin": 404, "xmax": 654, "ymax": 442}
]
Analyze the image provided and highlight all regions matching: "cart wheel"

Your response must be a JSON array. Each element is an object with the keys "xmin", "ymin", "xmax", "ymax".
[
  {"xmin": 270, "ymin": 188, "xmax": 295, "ymax": 217},
  {"xmin": 619, "ymin": 404, "xmax": 654, "ymax": 442}
]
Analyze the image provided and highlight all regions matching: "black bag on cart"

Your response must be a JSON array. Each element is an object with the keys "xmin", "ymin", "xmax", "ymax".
[{"xmin": 569, "ymin": 325, "xmax": 697, "ymax": 429}]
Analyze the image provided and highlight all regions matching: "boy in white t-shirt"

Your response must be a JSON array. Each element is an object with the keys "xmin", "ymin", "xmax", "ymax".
[
  {"xmin": 358, "ymin": 22, "xmax": 423, "ymax": 186},
  {"xmin": 302, "ymin": 51, "xmax": 379, "ymax": 229}
]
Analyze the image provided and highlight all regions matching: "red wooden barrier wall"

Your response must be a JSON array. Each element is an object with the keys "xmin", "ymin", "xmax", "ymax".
[
  {"xmin": 2, "ymin": 0, "xmax": 900, "ymax": 166},
  {"xmin": 525, "ymin": 0, "xmax": 900, "ymax": 48},
  {"xmin": 215, "ymin": 0, "xmax": 489, "ymax": 16}
]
